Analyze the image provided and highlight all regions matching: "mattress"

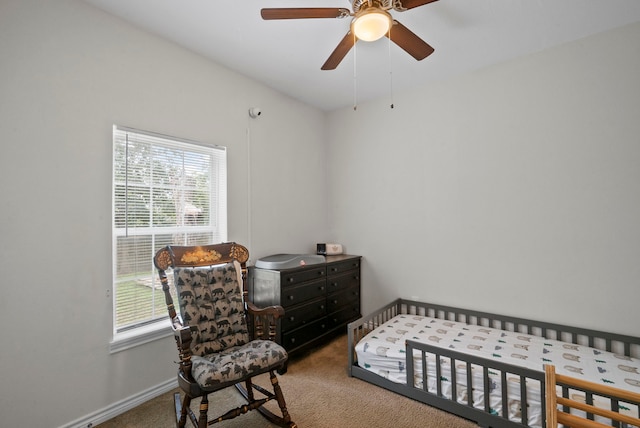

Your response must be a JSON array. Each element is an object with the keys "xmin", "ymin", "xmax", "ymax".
[{"xmin": 355, "ymin": 314, "xmax": 640, "ymax": 427}]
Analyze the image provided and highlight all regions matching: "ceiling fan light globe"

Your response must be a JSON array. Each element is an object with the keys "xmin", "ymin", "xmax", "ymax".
[{"xmin": 352, "ymin": 10, "xmax": 391, "ymax": 42}]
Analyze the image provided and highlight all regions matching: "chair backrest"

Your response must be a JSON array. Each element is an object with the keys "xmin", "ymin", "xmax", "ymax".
[
  {"xmin": 154, "ymin": 243, "xmax": 251, "ymax": 356},
  {"xmin": 545, "ymin": 364, "xmax": 640, "ymax": 428}
]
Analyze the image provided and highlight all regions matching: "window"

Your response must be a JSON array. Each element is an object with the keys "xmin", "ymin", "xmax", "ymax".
[{"xmin": 112, "ymin": 125, "xmax": 227, "ymax": 348}]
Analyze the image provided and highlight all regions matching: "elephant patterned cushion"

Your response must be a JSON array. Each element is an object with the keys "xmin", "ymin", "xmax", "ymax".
[
  {"xmin": 191, "ymin": 339, "xmax": 288, "ymax": 389},
  {"xmin": 174, "ymin": 261, "xmax": 249, "ymax": 356}
]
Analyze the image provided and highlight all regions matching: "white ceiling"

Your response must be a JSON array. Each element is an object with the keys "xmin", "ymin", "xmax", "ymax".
[{"xmin": 82, "ymin": 0, "xmax": 640, "ymax": 111}]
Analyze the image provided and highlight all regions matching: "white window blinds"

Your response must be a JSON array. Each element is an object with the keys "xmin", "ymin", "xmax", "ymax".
[{"xmin": 112, "ymin": 125, "xmax": 227, "ymax": 333}]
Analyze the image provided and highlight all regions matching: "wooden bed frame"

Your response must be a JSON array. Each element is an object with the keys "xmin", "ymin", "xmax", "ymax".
[{"xmin": 347, "ymin": 299, "xmax": 640, "ymax": 428}]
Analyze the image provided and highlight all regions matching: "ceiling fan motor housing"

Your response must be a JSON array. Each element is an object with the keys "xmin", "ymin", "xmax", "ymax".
[{"xmin": 352, "ymin": 0, "xmax": 393, "ymax": 13}]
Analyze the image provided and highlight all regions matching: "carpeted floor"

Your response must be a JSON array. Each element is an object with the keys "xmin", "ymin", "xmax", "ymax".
[{"xmin": 98, "ymin": 334, "xmax": 477, "ymax": 427}]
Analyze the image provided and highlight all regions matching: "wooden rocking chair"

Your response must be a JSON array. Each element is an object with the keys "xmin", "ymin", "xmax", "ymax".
[{"xmin": 154, "ymin": 242, "xmax": 296, "ymax": 428}]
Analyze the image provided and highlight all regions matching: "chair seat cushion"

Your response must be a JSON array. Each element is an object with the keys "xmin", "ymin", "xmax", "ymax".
[{"xmin": 191, "ymin": 339, "xmax": 288, "ymax": 391}]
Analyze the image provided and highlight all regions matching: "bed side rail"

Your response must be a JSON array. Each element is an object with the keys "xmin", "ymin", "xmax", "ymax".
[
  {"xmin": 396, "ymin": 299, "xmax": 640, "ymax": 358},
  {"xmin": 407, "ymin": 339, "xmax": 546, "ymax": 428},
  {"xmin": 348, "ymin": 299, "xmax": 405, "ymax": 376},
  {"xmin": 545, "ymin": 364, "xmax": 640, "ymax": 428}
]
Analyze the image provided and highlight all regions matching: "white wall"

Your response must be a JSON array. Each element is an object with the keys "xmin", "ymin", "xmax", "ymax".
[
  {"xmin": 327, "ymin": 22, "xmax": 640, "ymax": 336},
  {"xmin": 0, "ymin": 1, "xmax": 326, "ymax": 427}
]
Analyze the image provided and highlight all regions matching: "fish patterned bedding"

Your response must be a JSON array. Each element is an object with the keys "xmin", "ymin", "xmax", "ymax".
[{"xmin": 355, "ymin": 313, "xmax": 640, "ymax": 427}]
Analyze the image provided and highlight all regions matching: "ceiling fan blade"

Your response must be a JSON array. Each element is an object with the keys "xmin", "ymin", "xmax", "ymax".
[
  {"xmin": 321, "ymin": 31, "xmax": 357, "ymax": 70},
  {"xmin": 261, "ymin": 8, "xmax": 350, "ymax": 20},
  {"xmin": 385, "ymin": 20, "xmax": 434, "ymax": 61},
  {"xmin": 394, "ymin": 0, "xmax": 439, "ymax": 11}
]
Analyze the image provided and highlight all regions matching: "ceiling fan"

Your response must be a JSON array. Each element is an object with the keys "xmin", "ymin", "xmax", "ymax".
[{"xmin": 261, "ymin": 0, "xmax": 439, "ymax": 70}]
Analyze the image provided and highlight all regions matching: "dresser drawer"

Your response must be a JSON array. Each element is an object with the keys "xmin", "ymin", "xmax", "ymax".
[
  {"xmin": 281, "ymin": 279, "xmax": 326, "ymax": 307},
  {"xmin": 282, "ymin": 266, "xmax": 326, "ymax": 285},
  {"xmin": 326, "ymin": 259, "xmax": 360, "ymax": 276},
  {"xmin": 282, "ymin": 297, "xmax": 326, "ymax": 331},
  {"xmin": 327, "ymin": 271, "xmax": 360, "ymax": 294},
  {"xmin": 282, "ymin": 317, "xmax": 329, "ymax": 351},
  {"xmin": 327, "ymin": 286, "xmax": 360, "ymax": 313},
  {"xmin": 327, "ymin": 304, "xmax": 361, "ymax": 328}
]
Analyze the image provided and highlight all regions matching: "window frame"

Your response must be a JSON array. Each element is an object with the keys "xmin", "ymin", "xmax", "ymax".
[{"xmin": 110, "ymin": 125, "xmax": 227, "ymax": 352}]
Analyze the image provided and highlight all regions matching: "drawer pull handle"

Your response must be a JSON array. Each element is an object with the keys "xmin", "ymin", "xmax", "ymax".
[
  {"xmin": 290, "ymin": 338, "xmax": 296, "ymax": 344},
  {"xmin": 289, "ymin": 316, "xmax": 295, "ymax": 322},
  {"xmin": 288, "ymin": 295, "xmax": 295, "ymax": 300},
  {"xmin": 320, "ymin": 286, "xmax": 325, "ymax": 291},
  {"xmin": 320, "ymin": 305, "xmax": 325, "ymax": 309},
  {"xmin": 333, "ymin": 299, "xmax": 338, "ymax": 304}
]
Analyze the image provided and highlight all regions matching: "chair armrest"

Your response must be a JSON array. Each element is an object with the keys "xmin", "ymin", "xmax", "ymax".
[
  {"xmin": 245, "ymin": 302, "xmax": 285, "ymax": 341},
  {"xmin": 246, "ymin": 302, "xmax": 285, "ymax": 319},
  {"xmin": 171, "ymin": 322, "xmax": 196, "ymax": 380},
  {"xmin": 174, "ymin": 323, "xmax": 195, "ymax": 344}
]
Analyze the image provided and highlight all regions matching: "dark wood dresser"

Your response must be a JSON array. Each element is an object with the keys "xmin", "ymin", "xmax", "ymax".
[{"xmin": 248, "ymin": 254, "xmax": 361, "ymax": 356}]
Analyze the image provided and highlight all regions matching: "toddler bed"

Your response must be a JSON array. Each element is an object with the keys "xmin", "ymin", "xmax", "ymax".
[{"xmin": 347, "ymin": 299, "xmax": 640, "ymax": 427}]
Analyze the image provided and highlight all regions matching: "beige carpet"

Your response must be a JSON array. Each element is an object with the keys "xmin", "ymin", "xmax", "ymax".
[{"xmin": 98, "ymin": 334, "xmax": 477, "ymax": 427}]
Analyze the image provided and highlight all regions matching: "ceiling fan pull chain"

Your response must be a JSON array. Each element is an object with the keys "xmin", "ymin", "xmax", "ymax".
[
  {"xmin": 353, "ymin": 32, "xmax": 358, "ymax": 111},
  {"xmin": 388, "ymin": 26, "xmax": 394, "ymax": 109}
]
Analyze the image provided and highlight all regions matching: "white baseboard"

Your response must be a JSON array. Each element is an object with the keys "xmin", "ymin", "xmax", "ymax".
[{"xmin": 59, "ymin": 378, "xmax": 178, "ymax": 428}]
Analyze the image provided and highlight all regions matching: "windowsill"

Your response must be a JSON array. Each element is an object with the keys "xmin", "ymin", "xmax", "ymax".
[{"xmin": 110, "ymin": 319, "xmax": 174, "ymax": 354}]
